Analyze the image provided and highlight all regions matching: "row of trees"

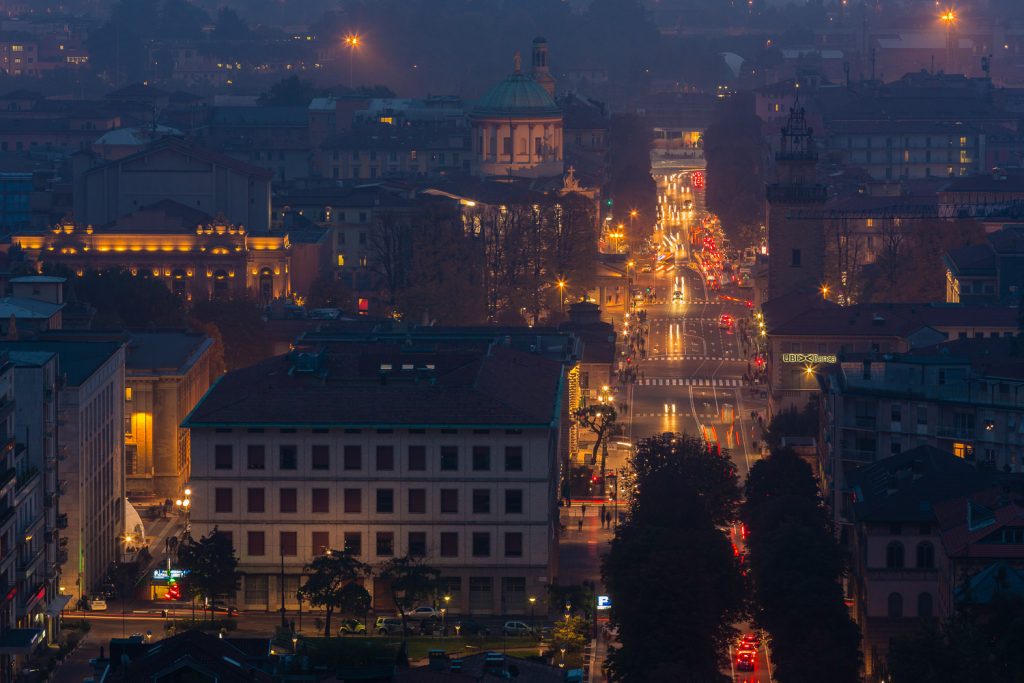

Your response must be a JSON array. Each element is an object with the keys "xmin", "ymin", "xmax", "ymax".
[
  {"xmin": 602, "ymin": 434, "xmax": 745, "ymax": 681},
  {"xmin": 741, "ymin": 449, "xmax": 862, "ymax": 681},
  {"xmin": 367, "ymin": 194, "xmax": 597, "ymax": 325},
  {"xmin": 177, "ymin": 529, "xmax": 440, "ymax": 641}
]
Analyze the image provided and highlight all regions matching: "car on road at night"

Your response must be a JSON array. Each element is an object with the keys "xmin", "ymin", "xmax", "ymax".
[
  {"xmin": 85, "ymin": 597, "xmax": 108, "ymax": 611},
  {"xmin": 338, "ymin": 619, "xmax": 366, "ymax": 634},
  {"xmin": 503, "ymin": 621, "xmax": 536, "ymax": 637},
  {"xmin": 719, "ymin": 313, "xmax": 733, "ymax": 329},
  {"xmin": 455, "ymin": 619, "xmax": 491, "ymax": 637},
  {"xmin": 406, "ymin": 605, "xmax": 441, "ymax": 621},
  {"xmin": 740, "ymin": 633, "xmax": 760, "ymax": 648},
  {"xmin": 736, "ymin": 651, "xmax": 756, "ymax": 671},
  {"xmin": 640, "ymin": 264, "xmax": 653, "ymax": 273},
  {"xmin": 672, "ymin": 290, "xmax": 684, "ymax": 302},
  {"xmin": 375, "ymin": 617, "xmax": 415, "ymax": 635}
]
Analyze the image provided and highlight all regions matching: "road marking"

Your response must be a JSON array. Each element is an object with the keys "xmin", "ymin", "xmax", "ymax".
[
  {"xmin": 639, "ymin": 378, "xmax": 742, "ymax": 387},
  {"xmin": 649, "ymin": 355, "xmax": 736, "ymax": 361}
]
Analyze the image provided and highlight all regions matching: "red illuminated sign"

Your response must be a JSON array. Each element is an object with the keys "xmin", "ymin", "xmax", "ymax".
[{"xmin": 691, "ymin": 170, "xmax": 705, "ymax": 189}]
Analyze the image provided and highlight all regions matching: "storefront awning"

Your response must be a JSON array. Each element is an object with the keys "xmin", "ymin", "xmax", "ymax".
[
  {"xmin": 46, "ymin": 594, "xmax": 71, "ymax": 617},
  {"xmin": 0, "ymin": 628, "xmax": 44, "ymax": 655}
]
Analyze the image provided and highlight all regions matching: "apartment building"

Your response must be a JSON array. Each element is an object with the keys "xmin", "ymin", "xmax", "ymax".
[
  {"xmin": 0, "ymin": 340, "xmax": 125, "ymax": 603},
  {"xmin": 186, "ymin": 341, "xmax": 567, "ymax": 615}
]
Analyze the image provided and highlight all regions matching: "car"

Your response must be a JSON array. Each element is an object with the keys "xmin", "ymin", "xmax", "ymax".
[
  {"xmin": 85, "ymin": 597, "xmax": 108, "ymax": 611},
  {"xmin": 455, "ymin": 619, "xmax": 491, "ymax": 637},
  {"xmin": 640, "ymin": 264, "xmax": 653, "ymax": 273},
  {"xmin": 209, "ymin": 602, "xmax": 239, "ymax": 616},
  {"xmin": 735, "ymin": 651, "xmax": 756, "ymax": 672},
  {"xmin": 672, "ymin": 291, "xmax": 684, "ymax": 302},
  {"xmin": 719, "ymin": 313, "xmax": 733, "ymax": 329},
  {"xmin": 406, "ymin": 606, "xmax": 441, "ymax": 621},
  {"xmin": 740, "ymin": 633, "xmax": 760, "ymax": 648},
  {"xmin": 375, "ymin": 617, "xmax": 413, "ymax": 636},
  {"xmin": 338, "ymin": 619, "xmax": 366, "ymax": 635},
  {"xmin": 503, "ymin": 621, "xmax": 535, "ymax": 637}
]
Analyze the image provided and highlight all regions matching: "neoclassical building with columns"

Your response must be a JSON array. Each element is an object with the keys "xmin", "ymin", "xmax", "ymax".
[
  {"xmin": 471, "ymin": 39, "xmax": 564, "ymax": 179},
  {"xmin": 11, "ymin": 201, "xmax": 292, "ymax": 303}
]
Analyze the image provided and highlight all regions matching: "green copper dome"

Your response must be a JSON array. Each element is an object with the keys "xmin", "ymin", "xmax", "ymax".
[{"xmin": 472, "ymin": 72, "xmax": 561, "ymax": 118}]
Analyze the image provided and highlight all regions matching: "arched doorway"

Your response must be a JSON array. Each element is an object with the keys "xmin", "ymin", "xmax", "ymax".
[
  {"xmin": 212, "ymin": 269, "xmax": 229, "ymax": 299},
  {"xmin": 258, "ymin": 267, "xmax": 274, "ymax": 305},
  {"xmin": 171, "ymin": 269, "xmax": 188, "ymax": 298}
]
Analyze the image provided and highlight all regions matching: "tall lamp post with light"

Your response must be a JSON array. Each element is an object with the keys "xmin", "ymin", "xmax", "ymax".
[
  {"xmin": 175, "ymin": 488, "xmax": 191, "ymax": 534},
  {"xmin": 344, "ymin": 34, "xmax": 361, "ymax": 90},
  {"xmin": 941, "ymin": 10, "xmax": 956, "ymax": 73},
  {"xmin": 556, "ymin": 279, "xmax": 567, "ymax": 314}
]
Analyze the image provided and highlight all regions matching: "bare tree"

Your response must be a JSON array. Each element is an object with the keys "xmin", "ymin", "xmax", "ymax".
[
  {"xmin": 366, "ymin": 210, "xmax": 412, "ymax": 308},
  {"xmin": 825, "ymin": 218, "xmax": 866, "ymax": 305}
]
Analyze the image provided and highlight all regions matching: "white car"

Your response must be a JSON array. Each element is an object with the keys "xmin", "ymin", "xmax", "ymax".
[
  {"xmin": 85, "ymin": 597, "xmax": 108, "ymax": 611},
  {"xmin": 503, "ymin": 620, "xmax": 535, "ymax": 637},
  {"xmin": 406, "ymin": 606, "xmax": 440, "ymax": 621}
]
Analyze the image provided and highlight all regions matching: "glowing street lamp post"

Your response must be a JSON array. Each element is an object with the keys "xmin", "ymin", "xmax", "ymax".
[
  {"xmin": 941, "ymin": 10, "xmax": 956, "ymax": 72},
  {"xmin": 556, "ymin": 279, "xmax": 567, "ymax": 313},
  {"xmin": 344, "ymin": 34, "xmax": 361, "ymax": 89}
]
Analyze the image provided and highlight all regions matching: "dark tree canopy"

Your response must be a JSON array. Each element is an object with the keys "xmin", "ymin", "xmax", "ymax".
[{"xmin": 177, "ymin": 528, "xmax": 242, "ymax": 618}]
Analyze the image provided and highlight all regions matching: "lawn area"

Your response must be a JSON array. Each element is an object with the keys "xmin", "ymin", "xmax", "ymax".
[
  {"xmin": 296, "ymin": 635, "xmax": 548, "ymax": 664},
  {"xmin": 395, "ymin": 636, "xmax": 547, "ymax": 661}
]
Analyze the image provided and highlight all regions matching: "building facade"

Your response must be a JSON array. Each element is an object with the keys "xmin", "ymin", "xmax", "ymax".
[
  {"xmin": 125, "ymin": 332, "xmax": 214, "ymax": 500},
  {"xmin": 185, "ymin": 342, "xmax": 567, "ymax": 615}
]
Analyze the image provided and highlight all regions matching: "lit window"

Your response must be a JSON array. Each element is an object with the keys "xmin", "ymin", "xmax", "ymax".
[
  {"xmin": 336, "ymin": 253, "xmax": 345, "ymax": 267},
  {"xmin": 953, "ymin": 442, "xmax": 967, "ymax": 458},
  {"xmin": 959, "ymin": 136, "xmax": 967, "ymax": 147},
  {"xmin": 379, "ymin": 116, "xmax": 393, "ymax": 124},
  {"xmin": 125, "ymin": 387, "xmax": 133, "ymax": 402},
  {"xmin": 11, "ymin": 45, "xmax": 23, "ymax": 52}
]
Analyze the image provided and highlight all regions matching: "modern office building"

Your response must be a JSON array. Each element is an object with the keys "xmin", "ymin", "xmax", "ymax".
[{"xmin": 186, "ymin": 340, "xmax": 568, "ymax": 615}]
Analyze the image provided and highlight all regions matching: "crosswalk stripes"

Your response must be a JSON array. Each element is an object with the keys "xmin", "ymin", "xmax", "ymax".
[
  {"xmin": 651, "ymin": 355, "xmax": 735, "ymax": 361},
  {"xmin": 639, "ymin": 378, "xmax": 742, "ymax": 387}
]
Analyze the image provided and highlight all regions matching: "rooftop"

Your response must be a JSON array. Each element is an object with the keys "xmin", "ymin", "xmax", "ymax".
[
  {"xmin": 125, "ymin": 331, "xmax": 213, "ymax": 374},
  {"xmin": 767, "ymin": 302, "xmax": 1019, "ymax": 337},
  {"xmin": 185, "ymin": 342, "xmax": 564, "ymax": 428},
  {"xmin": 0, "ymin": 296, "xmax": 62, "ymax": 320},
  {"xmin": 472, "ymin": 70, "xmax": 561, "ymax": 118},
  {"xmin": 0, "ymin": 339, "xmax": 121, "ymax": 386}
]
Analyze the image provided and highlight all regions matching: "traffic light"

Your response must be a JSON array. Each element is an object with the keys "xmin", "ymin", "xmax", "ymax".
[
  {"xmin": 606, "ymin": 198, "xmax": 613, "ymax": 206},
  {"xmin": 645, "ymin": 286, "xmax": 651, "ymax": 293}
]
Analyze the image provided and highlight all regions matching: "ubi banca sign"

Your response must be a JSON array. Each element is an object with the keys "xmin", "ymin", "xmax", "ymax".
[{"xmin": 782, "ymin": 353, "xmax": 837, "ymax": 364}]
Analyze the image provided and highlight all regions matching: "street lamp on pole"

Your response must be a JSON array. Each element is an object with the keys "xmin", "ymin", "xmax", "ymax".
[
  {"xmin": 344, "ymin": 34, "xmax": 361, "ymax": 90},
  {"xmin": 940, "ymin": 10, "xmax": 956, "ymax": 72},
  {"xmin": 528, "ymin": 596, "xmax": 536, "ymax": 630},
  {"xmin": 629, "ymin": 210, "xmax": 638, "ymax": 250},
  {"xmin": 556, "ymin": 279, "xmax": 567, "ymax": 313}
]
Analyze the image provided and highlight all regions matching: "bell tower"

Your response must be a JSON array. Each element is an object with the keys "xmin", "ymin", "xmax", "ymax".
[
  {"xmin": 531, "ymin": 37, "xmax": 556, "ymax": 97},
  {"xmin": 766, "ymin": 106, "xmax": 827, "ymax": 301}
]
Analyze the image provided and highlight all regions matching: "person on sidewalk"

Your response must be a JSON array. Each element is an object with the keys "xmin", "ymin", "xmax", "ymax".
[{"xmin": 578, "ymin": 518, "xmax": 584, "ymax": 533}]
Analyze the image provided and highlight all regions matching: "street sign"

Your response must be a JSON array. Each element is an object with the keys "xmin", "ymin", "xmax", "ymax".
[{"xmin": 597, "ymin": 595, "xmax": 611, "ymax": 610}]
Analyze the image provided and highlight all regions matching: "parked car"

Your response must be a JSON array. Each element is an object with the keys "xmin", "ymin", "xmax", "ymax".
[
  {"xmin": 502, "ymin": 621, "xmax": 535, "ymax": 637},
  {"xmin": 406, "ymin": 606, "xmax": 441, "ymax": 621},
  {"xmin": 735, "ymin": 651, "xmax": 756, "ymax": 672},
  {"xmin": 338, "ymin": 619, "xmax": 366, "ymax": 635},
  {"xmin": 418, "ymin": 616, "xmax": 442, "ymax": 635},
  {"xmin": 455, "ymin": 619, "xmax": 491, "ymax": 637},
  {"xmin": 85, "ymin": 597, "xmax": 108, "ymax": 611},
  {"xmin": 375, "ymin": 617, "xmax": 413, "ymax": 636}
]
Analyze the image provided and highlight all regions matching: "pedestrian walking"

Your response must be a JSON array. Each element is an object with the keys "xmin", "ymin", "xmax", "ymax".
[
  {"xmin": 581, "ymin": 504, "xmax": 587, "ymax": 519},
  {"xmin": 578, "ymin": 518, "xmax": 584, "ymax": 533}
]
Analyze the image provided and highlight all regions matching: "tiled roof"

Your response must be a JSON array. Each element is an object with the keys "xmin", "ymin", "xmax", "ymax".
[
  {"xmin": 92, "ymin": 137, "xmax": 272, "ymax": 180},
  {"xmin": 125, "ymin": 331, "xmax": 212, "ymax": 373},
  {"xmin": 768, "ymin": 302, "xmax": 1019, "ymax": 337},
  {"xmin": 0, "ymin": 339, "xmax": 121, "ymax": 386},
  {"xmin": 937, "ymin": 487, "xmax": 1024, "ymax": 559},
  {"xmin": 116, "ymin": 631, "xmax": 273, "ymax": 683},
  {"xmin": 945, "ymin": 243, "xmax": 995, "ymax": 273},
  {"xmin": 850, "ymin": 446, "xmax": 988, "ymax": 523},
  {"xmin": 185, "ymin": 343, "xmax": 563, "ymax": 428}
]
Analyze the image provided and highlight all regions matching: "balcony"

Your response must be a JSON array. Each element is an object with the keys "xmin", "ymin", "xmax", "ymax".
[
  {"xmin": 846, "ymin": 415, "xmax": 878, "ymax": 430},
  {"xmin": 842, "ymin": 449, "xmax": 878, "ymax": 464},
  {"xmin": 15, "ymin": 467, "xmax": 38, "ymax": 492},
  {"xmin": 17, "ymin": 547, "xmax": 43, "ymax": 574},
  {"xmin": 937, "ymin": 428, "xmax": 975, "ymax": 440},
  {"xmin": 766, "ymin": 183, "xmax": 828, "ymax": 204},
  {"xmin": 865, "ymin": 567, "xmax": 939, "ymax": 582},
  {"xmin": 56, "ymin": 550, "xmax": 67, "ymax": 565}
]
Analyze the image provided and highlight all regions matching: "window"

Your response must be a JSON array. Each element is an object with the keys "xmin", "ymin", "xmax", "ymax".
[
  {"xmin": 214, "ymin": 445, "xmax": 233, "ymax": 469},
  {"xmin": 280, "ymin": 531, "xmax": 297, "ymax": 556},
  {"xmin": 439, "ymin": 489, "xmax": 459, "ymax": 514},
  {"xmin": 917, "ymin": 406, "xmax": 928, "ymax": 427},
  {"xmin": 505, "ymin": 489, "xmax": 523, "ymax": 514},
  {"xmin": 344, "ymin": 488, "xmax": 362, "ymax": 513},
  {"xmin": 376, "ymin": 532, "xmax": 394, "ymax": 557},
  {"xmin": 891, "ymin": 404, "xmax": 902, "ymax": 423},
  {"xmin": 887, "ymin": 592, "xmax": 903, "ymax": 618},
  {"xmin": 886, "ymin": 541, "xmax": 905, "ymax": 569},
  {"xmin": 279, "ymin": 445, "xmax": 297, "ymax": 470},
  {"xmin": 792, "ymin": 249, "xmax": 801, "ymax": 267},
  {"xmin": 311, "ymin": 445, "xmax": 330, "ymax": 470},
  {"xmin": 247, "ymin": 531, "xmax": 265, "ymax": 556},
  {"xmin": 472, "ymin": 489, "xmax": 491, "ymax": 514},
  {"xmin": 472, "ymin": 532, "xmax": 491, "ymax": 557},
  {"xmin": 312, "ymin": 531, "xmax": 330, "ymax": 555},
  {"xmin": 505, "ymin": 446, "xmax": 523, "ymax": 471},
  {"xmin": 280, "ymin": 488, "xmax": 297, "ymax": 513},
  {"xmin": 472, "ymin": 446, "xmax": 491, "ymax": 471},
  {"xmin": 916, "ymin": 541, "xmax": 935, "ymax": 569},
  {"xmin": 247, "ymin": 445, "xmax": 265, "ymax": 469},
  {"xmin": 409, "ymin": 489, "xmax": 426, "ymax": 513},
  {"xmin": 917, "ymin": 592, "xmax": 933, "ymax": 618},
  {"xmin": 245, "ymin": 576, "xmax": 268, "ymax": 604},
  {"xmin": 440, "ymin": 446, "xmax": 459, "ymax": 471},
  {"xmin": 344, "ymin": 532, "xmax": 362, "ymax": 556},
  {"xmin": 376, "ymin": 445, "xmax": 394, "ymax": 471},
  {"xmin": 408, "ymin": 532, "xmax": 427, "ymax": 557},
  {"xmin": 247, "ymin": 488, "xmax": 265, "ymax": 513},
  {"xmin": 408, "ymin": 445, "xmax": 426, "ymax": 471},
  {"xmin": 215, "ymin": 488, "xmax": 232, "ymax": 513},
  {"xmin": 440, "ymin": 532, "xmax": 459, "ymax": 557},
  {"xmin": 344, "ymin": 445, "xmax": 362, "ymax": 470},
  {"xmin": 505, "ymin": 532, "xmax": 523, "ymax": 557},
  {"xmin": 311, "ymin": 488, "xmax": 330, "ymax": 513},
  {"xmin": 376, "ymin": 488, "xmax": 394, "ymax": 513}
]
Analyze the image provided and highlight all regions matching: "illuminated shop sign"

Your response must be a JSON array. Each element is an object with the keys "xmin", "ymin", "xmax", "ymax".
[{"xmin": 782, "ymin": 353, "xmax": 837, "ymax": 364}]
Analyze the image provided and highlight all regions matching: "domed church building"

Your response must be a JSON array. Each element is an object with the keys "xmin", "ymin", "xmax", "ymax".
[{"xmin": 471, "ymin": 38, "xmax": 564, "ymax": 179}]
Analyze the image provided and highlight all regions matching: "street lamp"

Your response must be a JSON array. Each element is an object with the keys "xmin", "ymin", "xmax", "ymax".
[
  {"xmin": 528, "ymin": 596, "xmax": 536, "ymax": 629},
  {"xmin": 344, "ymin": 34, "xmax": 361, "ymax": 89},
  {"xmin": 556, "ymin": 279, "xmax": 567, "ymax": 313},
  {"xmin": 820, "ymin": 284, "xmax": 830, "ymax": 300},
  {"xmin": 629, "ymin": 210, "xmax": 638, "ymax": 250},
  {"xmin": 940, "ymin": 9, "xmax": 956, "ymax": 72}
]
